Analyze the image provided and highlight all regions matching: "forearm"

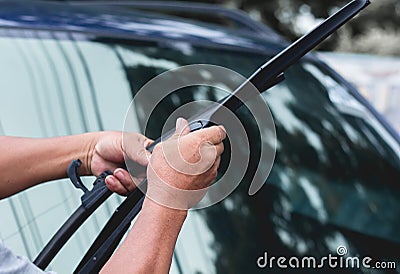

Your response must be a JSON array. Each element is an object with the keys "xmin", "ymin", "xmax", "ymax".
[
  {"xmin": 101, "ymin": 198, "xmax": 187, "ymax": 274},
  {"xmin": 0, "ymin": 133, "xmax": 99, "ymax": 199}
]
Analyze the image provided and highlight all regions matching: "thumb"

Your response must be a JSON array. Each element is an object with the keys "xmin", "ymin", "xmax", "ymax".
[{"xmin": 173, "ymin": 117, "xmax": 190, "ymax": 138}]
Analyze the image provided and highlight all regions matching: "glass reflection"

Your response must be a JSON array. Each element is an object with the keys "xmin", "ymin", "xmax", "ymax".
[{"xmin": 117, "ymin": 42, "xmax": 400, "ymax": 273}]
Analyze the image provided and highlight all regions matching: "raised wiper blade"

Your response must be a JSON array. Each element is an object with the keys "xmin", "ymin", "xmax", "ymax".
[
  {"xmin": 74, "ymin": 1, "xmax": 370, "ymax": 273},
  {"xmin": 34, "ymin": 0, "xmax": 370, "ymax": 272}
]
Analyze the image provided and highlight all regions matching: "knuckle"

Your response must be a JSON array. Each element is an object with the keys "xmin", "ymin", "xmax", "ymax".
[
  {"xmin": 219, "ymin": 127, "xmax": 226, "ymax": 139},
  {"xmin": 214, "ymin": 126, "xmax": 223, "ymax": 137},
  {"xmin": 198, "ymin": 130, "xmax": 209, "ymax": 142},
  {"xmin": 212, "ymin": 126, "xmax": 222, "ymax": 138}
]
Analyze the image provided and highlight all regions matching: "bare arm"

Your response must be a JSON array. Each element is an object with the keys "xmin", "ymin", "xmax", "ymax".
[
  {"xmin": 0, "ymin": 134, "xmax": 95, "ymax": 199},
  {"xmin": 0, "ymin": 132, "xmax": 151, "ymax": 199},
  {"xmin": 101, "ymin": 199, "xmax": 187, "ymax": 274}
]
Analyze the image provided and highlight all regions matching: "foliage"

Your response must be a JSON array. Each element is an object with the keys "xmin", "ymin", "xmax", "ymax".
[{"xmin": 192, "ymin": 0, "xmax": 400, "ymax": 55}]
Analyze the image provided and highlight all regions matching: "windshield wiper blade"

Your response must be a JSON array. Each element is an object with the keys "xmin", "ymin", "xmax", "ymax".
[
  {"xmin": 75, "ymin": 1, "xmax": 370, "ymax": 273},
  {"xmin": 34, "ymin": 0, "xmax": 370, "ymax": 272}
]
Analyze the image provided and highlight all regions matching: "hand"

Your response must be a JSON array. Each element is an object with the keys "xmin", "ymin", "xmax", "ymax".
[
  {"xmin": 146, "ymin": 118, "xmax": 226, "ymax": 210},
  {"xmin": 89, "ymin": 131, "xmax": 152, "ymax": 195}
]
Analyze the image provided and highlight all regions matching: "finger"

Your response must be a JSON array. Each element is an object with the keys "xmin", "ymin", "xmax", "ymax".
[
  {"xmin": 191, "ymin": 125, "xmax": 226, "ymax": 145},
  {"xmin": 198, "ymin": 141, "xmax": 223, "ymax": 163},
  {"xmin": 212, "ymin": 155, "xmax": 221, "ymax": 171},
  {"xmin": 203, "ymin": 156, "xmax": 221, "ymax": 186},
  {"xmin": 173, "ymin": 117, "xmax": 191, "ymax": 138},
  {"xmin": 124, "ymin": 133, "xmax": 152, "ymax": 166},
  {"xmin": 214, "ymin": 142, "xmax": 225, "ymax": 156},
  {"xmin": 135, "ymin": 146, "xmax": 152, "ymax": 167},
  {"xmin": 92, "ymin": 160, "xmax": 120, "ymax": 177},
  {"xmin": 114, "ymin": 168, "xmax": 138, "ymax": 192},
  {"xmin": 105, "ymin": 175, "xmax": 129, "ymax": 195}
]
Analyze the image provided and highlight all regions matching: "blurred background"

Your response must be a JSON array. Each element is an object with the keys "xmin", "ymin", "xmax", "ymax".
[{"xmin": 156, "ymin": 0, "xmax": 400, "ymax": 132}]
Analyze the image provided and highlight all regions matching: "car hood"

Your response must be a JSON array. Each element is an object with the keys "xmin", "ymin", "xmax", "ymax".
[{"xmin": 0, "ymin": 1, "xmax": 284, "ymax": 54}]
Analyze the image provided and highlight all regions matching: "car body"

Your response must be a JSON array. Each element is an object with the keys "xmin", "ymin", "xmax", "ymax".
[{"xmin": 0, "ymin": 1, "xmax": 399, "ymax": 273}]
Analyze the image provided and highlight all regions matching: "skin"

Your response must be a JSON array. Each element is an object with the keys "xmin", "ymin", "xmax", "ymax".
[
  {"xmin": 0, "ymin": 118, "xmax": 225, "ymax": 273},
  {"xmin": 102, "ymin": 118, "xmax": 225, "ymax": 274}
]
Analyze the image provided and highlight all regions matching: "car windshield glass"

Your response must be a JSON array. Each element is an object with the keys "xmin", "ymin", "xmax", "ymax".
[
  {"xmin": 1, "ymin": 34, "xmax": 399, "ymax": 273},
  {"xmin": 114, "ymin": 42, "xmax": 400, "ymax": 273},
  {"xmin": 115, "ymin": 41, "xmax": 400, "ymax": 273},
  {"xmin": 113, "ymin": 40, "xmax": 400, "ymax": 236}
]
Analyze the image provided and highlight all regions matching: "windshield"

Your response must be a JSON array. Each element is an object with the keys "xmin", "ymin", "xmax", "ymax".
[
  {"xmin": 0, "ymin": 33, "xmax": 399, "ymax": 273},
  {"xmin": 114, "ymin": 40, "xmax": 400, "ymax": 273}
]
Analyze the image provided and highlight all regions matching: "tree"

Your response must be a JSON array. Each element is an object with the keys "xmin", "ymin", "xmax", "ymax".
[{"xmin": 192, "ymin": 0, "xmax": 400, "ymax": 55}]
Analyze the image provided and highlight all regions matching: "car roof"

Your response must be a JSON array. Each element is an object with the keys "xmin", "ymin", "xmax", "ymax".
[{"xmin": 0, "ymin": 0, "xmax": 288, "ymax": 55}]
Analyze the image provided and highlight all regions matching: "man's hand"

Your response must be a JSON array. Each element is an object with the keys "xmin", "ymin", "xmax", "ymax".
[
  {"xmin": 0, "ymin": 132, "xmax": 151, "ymax": 199},
  {"xmin": 89, "ymin": 131, "xmax": 152, "ymax": 195},
  {"xmin": 101, "ymin": 118, "xmax": 226, "ymax": 273},
  {"xmin": 147, "ymin": 118, "xmax": 226, "ymax": 210}
]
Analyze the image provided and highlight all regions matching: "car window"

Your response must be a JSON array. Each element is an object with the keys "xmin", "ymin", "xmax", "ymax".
[{"xmin": 1, "ymin": 31, "xmax": 399, "ymax": 274}]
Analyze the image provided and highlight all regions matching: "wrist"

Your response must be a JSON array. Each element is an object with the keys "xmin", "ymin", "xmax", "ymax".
[
  {"xmin": 142, "ymin": 197, "xmax": 188, "ymax": 219},
  {"xmin": 80, "ymin": 132, "xmax": 103, "ymax": 176}
]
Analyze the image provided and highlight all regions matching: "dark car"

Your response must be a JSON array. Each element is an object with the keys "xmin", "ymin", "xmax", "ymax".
[{"xmin": 0, "ymin": 1, "xmax": 399, "ymax": 273}]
